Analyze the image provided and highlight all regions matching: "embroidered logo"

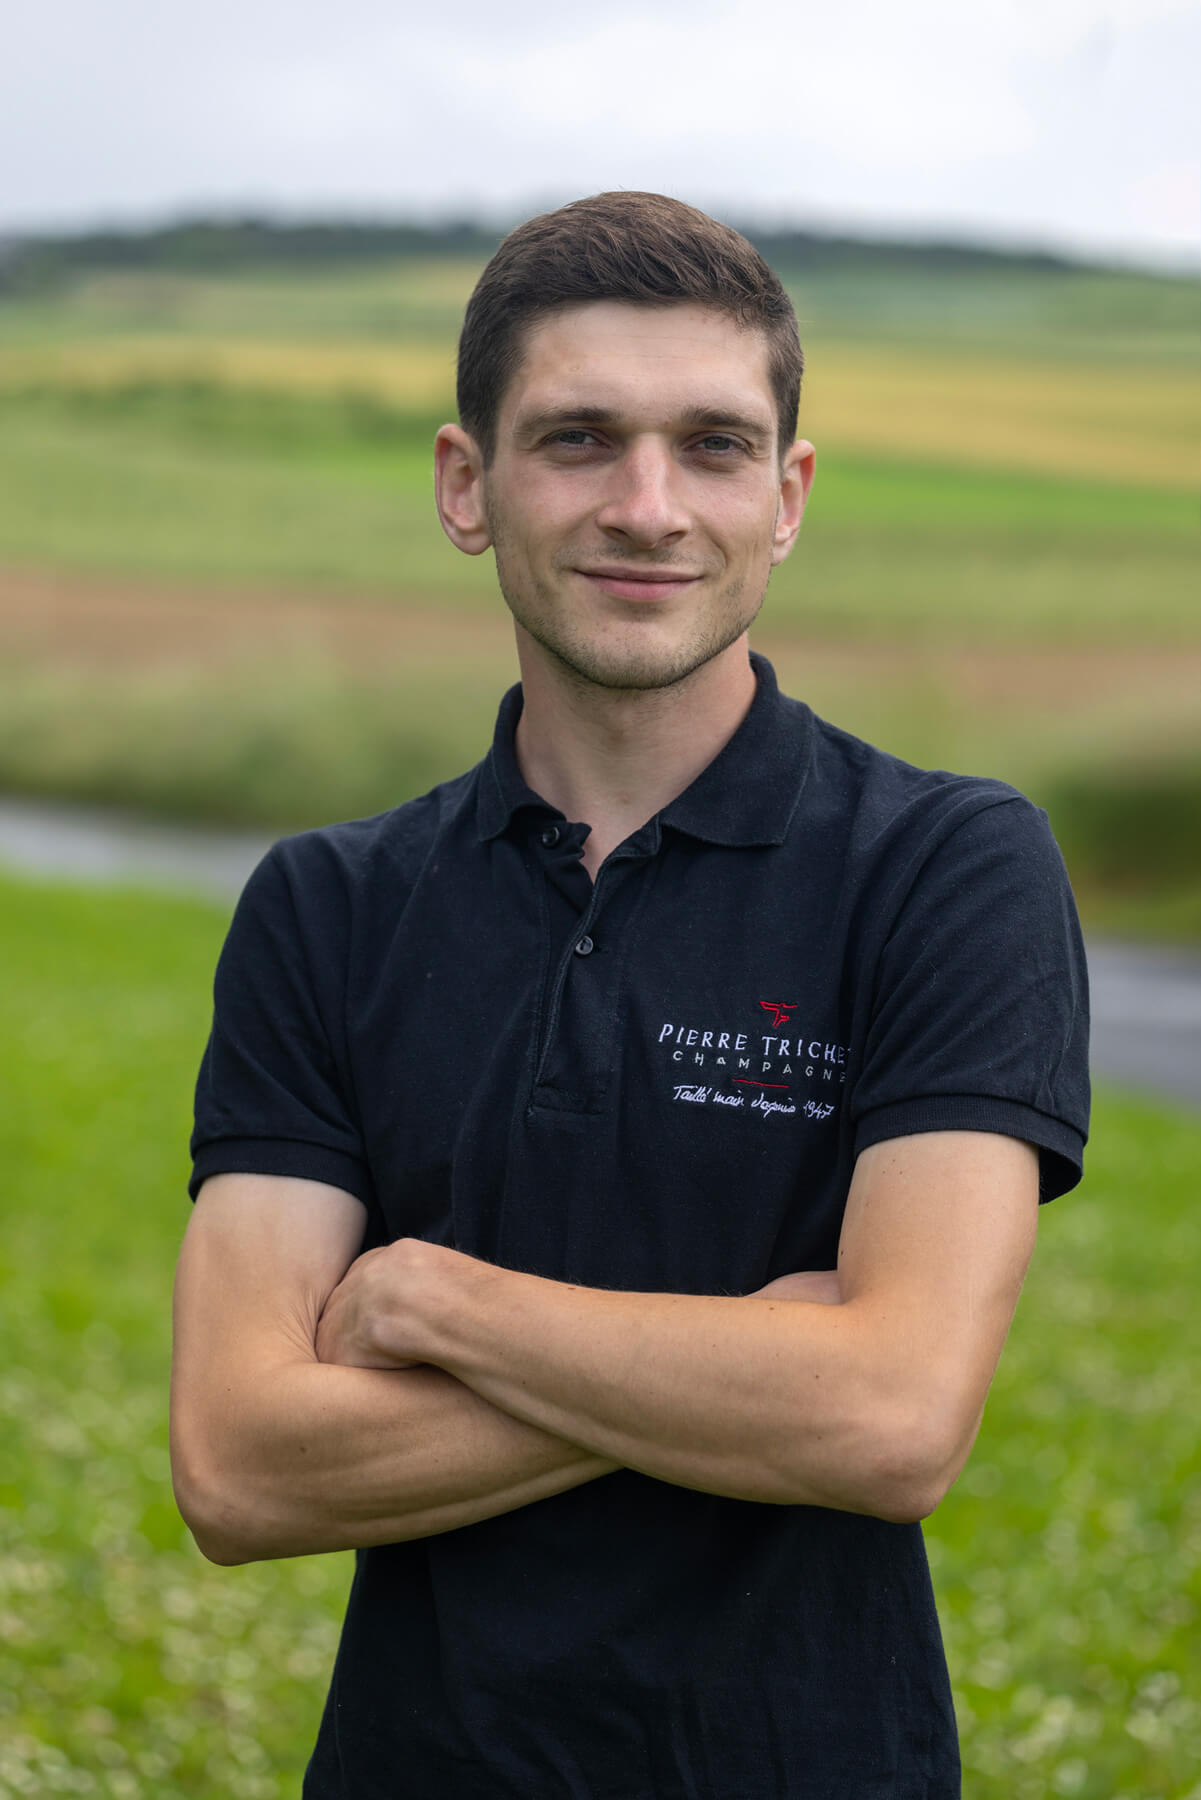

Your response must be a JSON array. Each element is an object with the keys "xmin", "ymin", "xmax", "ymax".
[
  {"xmin": 758, "ymin": 1000, "xmax": 797, "ymax": 1029},
  {"xmin": 657, "ymin": 998, "xmax": 848, "ymax": 1123}
]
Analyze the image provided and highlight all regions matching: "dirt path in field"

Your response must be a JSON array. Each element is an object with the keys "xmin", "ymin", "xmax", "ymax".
[
  {"xmin": 0, "ymin": 564, "xmax": 516, "ymax": 672},
  {"xmin": 3, "ymin": 563, "xmax": 1200, "ymax": 721}
]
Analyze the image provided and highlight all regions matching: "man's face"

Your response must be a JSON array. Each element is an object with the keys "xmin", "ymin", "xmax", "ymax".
[{"xmin": 468, "ymin": 302, "xmax": 812, "ymax": 692}]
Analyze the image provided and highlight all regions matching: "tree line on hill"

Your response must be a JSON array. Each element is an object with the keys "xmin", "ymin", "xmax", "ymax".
[{"xmin": 0, "ymin": 214, "xmax": 1084, "ymax": 296}]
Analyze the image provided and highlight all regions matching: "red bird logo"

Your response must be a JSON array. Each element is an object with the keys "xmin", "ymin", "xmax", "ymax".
[{"xmin": 758, "ymin": 1000, "xmax": 797, "ymax": 1030}]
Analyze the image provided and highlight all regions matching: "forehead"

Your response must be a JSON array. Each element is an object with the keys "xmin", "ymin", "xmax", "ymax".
[{"xmin": 501, "ymin": 302, "xmax": 776, "ymax": 431}]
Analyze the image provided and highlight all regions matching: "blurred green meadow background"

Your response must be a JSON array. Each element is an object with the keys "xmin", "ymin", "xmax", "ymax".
[
  {"xmin": 3, "ymin": 875, "xmax": 1199, "ymax": 1799},
  {"xmin": 1, "ymin": 225, "xmax": 1199, "ymax": 931},
  {"xmin": 1, "ymin": 224, "xmax": 1199, "ymax": 1797}
]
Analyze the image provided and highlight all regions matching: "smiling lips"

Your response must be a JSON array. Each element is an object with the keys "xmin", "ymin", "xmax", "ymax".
[{"xmin": 576, "ymin": 566, "xmax": 702, "ymax": 602}]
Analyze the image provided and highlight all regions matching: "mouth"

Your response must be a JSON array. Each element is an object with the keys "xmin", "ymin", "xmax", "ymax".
[{"xmin": 574, "ymin": 566, "xmax": 702, "ymax": 603}]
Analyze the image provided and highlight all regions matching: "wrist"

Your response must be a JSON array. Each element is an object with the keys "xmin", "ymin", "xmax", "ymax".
[{"xmin": 381, "ymin": 1238, "xmax": 496, "ymax": 1368}]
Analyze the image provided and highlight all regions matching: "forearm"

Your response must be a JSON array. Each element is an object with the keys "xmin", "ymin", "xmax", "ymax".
[
  {"xmin": 416, "ymin": 1264, "xmax": 922, "ymax": 1518},
  {"xmin": 381, "ymin": 1137, "xmax": 1037, "ymax": 1522},
  {"xmin": 329, "ymin": 1241, "xmax": 933, "ymax": 1518},
  {"xmin": 171, "ymin": 1354, "xmax": 615, "ymax": 1565}
]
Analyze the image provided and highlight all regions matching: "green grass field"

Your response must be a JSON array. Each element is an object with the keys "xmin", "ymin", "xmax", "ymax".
[
  {"xmin": 1, "ymin": 871, "xmax": 1199, "ymax": 1798},
  {"xmin": 0, "ymin": 251, "xmax": 1195, "ymax": 629},
  {"xmin": 3, "ymin": 250, "xmax": 1196, "ymax": 359},
  {"xmin": 0, "ymin": 249, "xmax": 1198, "ymax": 934},
  {"xmin": 1, "ymin": 406, "xmax": 1194, "ymax": 639}
]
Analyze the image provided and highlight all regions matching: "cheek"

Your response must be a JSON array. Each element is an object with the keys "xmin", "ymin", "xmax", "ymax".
[
  {"xmin": 714, "ymin": 504, "xmax": 780, "ymax": 567},
  {"xmin": 697, "ymin": 476, "xmax": 779, "ymax": 538},
  {"xmin": 489, "ymin": 480, "xmax": 581, "ymax": 557}
]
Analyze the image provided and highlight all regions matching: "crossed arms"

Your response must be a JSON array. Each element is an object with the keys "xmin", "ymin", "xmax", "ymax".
[{"xmin": 170, "ymin": 1131, "xmax": 1038, "ymax": 1566}]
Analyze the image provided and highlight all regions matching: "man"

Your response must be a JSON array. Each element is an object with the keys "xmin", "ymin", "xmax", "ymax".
[{"xmin": 171, "ymin": 193, "xmax": 1089, "ymax": 1798}]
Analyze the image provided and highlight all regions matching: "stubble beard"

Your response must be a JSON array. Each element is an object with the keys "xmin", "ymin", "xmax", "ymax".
[{"xmin": 487, "ymin": 511, "xmax": 767, "ymax": 695}]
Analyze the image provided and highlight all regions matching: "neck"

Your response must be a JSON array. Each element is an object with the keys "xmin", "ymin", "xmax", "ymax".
[{"xmin": 513, "ymin": 628, "xmax": 757, "ymax": 877}]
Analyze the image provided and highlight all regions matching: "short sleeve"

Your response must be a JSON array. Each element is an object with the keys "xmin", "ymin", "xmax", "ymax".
[
  {"xmin": 189, "ymin": 844, "xmax": 373, "ymax": 1205},
  {"xmin": 851, "ymin": 796, "xmax": 1090, "ymax": 1200}
]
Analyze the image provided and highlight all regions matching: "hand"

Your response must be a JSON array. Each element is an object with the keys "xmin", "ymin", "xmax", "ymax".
[
  {"xmin": 314, "ymin": 1240, "xmax": 842, "ymax": 1375},
  {"xmin": 314, "ymin": 1245, "xmax": 411, "ymax": 1368},
  {"xmin": 751, "ymin": 1268, "xmax": 842, "ymax": 1306},
  {"xmin": 315, "ymin": 1238, "xmax": 474, "ymax": 1370}
]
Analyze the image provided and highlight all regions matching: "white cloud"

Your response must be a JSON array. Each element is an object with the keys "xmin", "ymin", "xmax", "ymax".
[
  {"xmin": 2, "ymin": 0, "xmax": 1197, "ymax": 264},
  {"xmin": 447, "ymin": 8, "xmax": 1035, "ymax": 168}
]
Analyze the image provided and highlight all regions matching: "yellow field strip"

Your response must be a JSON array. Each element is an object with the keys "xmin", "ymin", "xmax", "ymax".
[
  {"xmin": 1, "ymin": 336, "xmax": 1195, "ymax": 489},
  {"xmin": 805, "ymin": 343, "xmax": 1198, "ymax": 488},
  {"xmin": 0, "ymin": 337, "xmax": 458, "ymax": 409}
]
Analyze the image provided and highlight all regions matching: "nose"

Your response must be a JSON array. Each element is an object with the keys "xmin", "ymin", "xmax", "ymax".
[{"xmin": 594, "ymin": 437, "xmax": 690, "ymax": 549}]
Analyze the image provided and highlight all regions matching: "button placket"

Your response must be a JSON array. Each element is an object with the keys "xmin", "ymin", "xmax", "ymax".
[{"xmin": 530, "ymin": 856, "xmax": 629, "ymax": 1100}]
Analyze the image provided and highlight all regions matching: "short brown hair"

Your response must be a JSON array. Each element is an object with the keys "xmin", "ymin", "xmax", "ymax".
[{"xmin": 456, "ymin": 191, "xmax": 804, "ymax": 464}]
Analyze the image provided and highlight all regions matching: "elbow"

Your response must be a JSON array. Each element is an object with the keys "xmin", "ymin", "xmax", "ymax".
[
  {"xmin": 830, "ymin": 1460, "xmax": 952, "ymax": 1528},
  {"xmin": 170, "ymin": 1436, "xmax": 276, "ymax": 1567},
  {"xmin": 864, "ymin": 1466, "xmax": 951, "ymax": 1527},
  {"xmin": 172, "ymin": 1464, "xmax": 253, "ymax": 1566},
  {"xmin": 189, "ymin": 1513, "xmax": 259, "ymax": 1568},
  {"xmin": 855, "ymin": 1405, "xmax": 965, "ymax": 1524},
  {"xmin": 774, "ymin": 1403, "xmax": 962, "ymax": 1525},
  {"xmin": 189, "ymin": 1524, "xmax": 255, "ymax": 1568}
]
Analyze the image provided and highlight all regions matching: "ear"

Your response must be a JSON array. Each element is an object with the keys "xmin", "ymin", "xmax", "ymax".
[
  {"xmin": 770, "ymin": 439, "xmax": 816, "ymax": 567},
  {"xmin": 434, "ymin": 424, "xmax": 492, "ymax": 555}
]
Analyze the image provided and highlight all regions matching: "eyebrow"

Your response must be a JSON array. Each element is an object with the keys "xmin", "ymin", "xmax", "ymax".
[
  {"xmin": 515, "ymin": 403, "xmax": 775, "ymax": 446},
  {"xmin": 678, "ymin": 405, "xmax": 775, "ymax": 442}
]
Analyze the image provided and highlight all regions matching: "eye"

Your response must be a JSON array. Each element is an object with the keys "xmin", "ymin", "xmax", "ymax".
[
  {"xmin": 693, "ymin": 433, "xmax": 744, "ymax": 457},
  {"xmin": 546, "ymin": 428, "xmax": 603, "ymax": 450}
]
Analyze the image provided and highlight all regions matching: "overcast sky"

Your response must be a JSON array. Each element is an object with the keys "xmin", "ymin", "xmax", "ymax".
[{"xmin": 6, "ymin": 0, "xmax": 1198, "ymax": 266}]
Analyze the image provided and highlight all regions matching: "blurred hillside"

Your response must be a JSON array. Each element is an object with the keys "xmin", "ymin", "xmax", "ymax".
[
  {"xmin": 0, "ymin": 218, "xmax": 1197, "ymax": 935},
  {"xmin": 2, "ymin": 211, "xmax": 1161, "ymax": 280},
  {"xmin": 3, "ymin": 214, "xmax": 1197, "ymax": 357}
]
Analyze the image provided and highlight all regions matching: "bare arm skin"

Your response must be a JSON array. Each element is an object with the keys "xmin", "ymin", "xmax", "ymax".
[
  {"xmin": 317, "ymin": 1132, "xmax": 1038, "ymax": 1525},
  {"xmin": 173, "ymin": 1131, "xmax": 1034, "ymax": 1563},
  {"xmin": 170, "ymin": 1175, "xmax": 618, "ymax": 1565}
]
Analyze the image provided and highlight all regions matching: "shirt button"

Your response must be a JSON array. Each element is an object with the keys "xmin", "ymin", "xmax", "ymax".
[
  {"xmin": 574, "ymin": 935, "xmax": 595, "ymax": 957},
  {"xmin": 541, "ymin": 826, "xmax": 561, "ymax": 847}
]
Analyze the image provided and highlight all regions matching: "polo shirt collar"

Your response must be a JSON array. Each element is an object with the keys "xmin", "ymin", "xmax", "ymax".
[
  {"xmin": 475, "ymin": 651, "xmax": 812, "ymax": 849},
  {"xmin": 476, "ymin": 682, "xmax": 550, "ymax": 841}
]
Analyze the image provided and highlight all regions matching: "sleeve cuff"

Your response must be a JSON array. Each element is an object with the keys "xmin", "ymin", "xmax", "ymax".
[
  {"xmin": 189, "ymin": 1136, "xmax": 374, "ymax": 1207},
  {"xmin": 853, "ymin": 1095, "xmax": 1086, "ymax": 1202}
]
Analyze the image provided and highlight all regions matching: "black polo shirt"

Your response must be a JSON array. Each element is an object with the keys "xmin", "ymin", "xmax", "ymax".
[{"xmin": 191, "ymin": 653, "xmax": 1089, "ymax": 1800}]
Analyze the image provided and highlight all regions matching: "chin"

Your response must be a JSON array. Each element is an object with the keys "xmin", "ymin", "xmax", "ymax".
[
  {"xmin": 522, "ymin": 610, "xmax": 760, "ymax": 695},
  {"xmin": 544, "ymin": 637, "xmax": 732, "ymax": 693}
]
